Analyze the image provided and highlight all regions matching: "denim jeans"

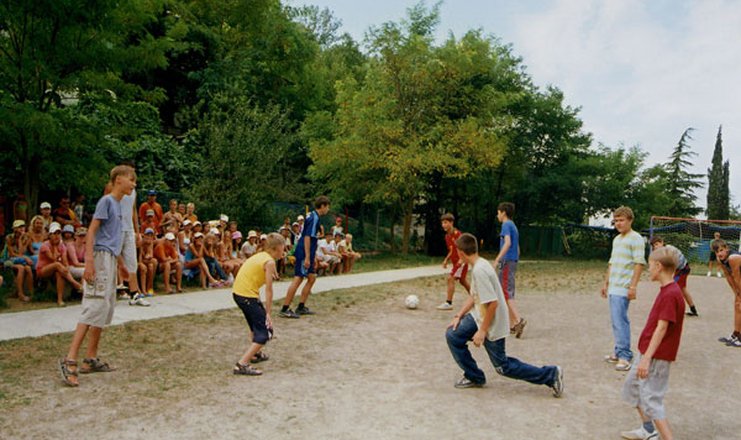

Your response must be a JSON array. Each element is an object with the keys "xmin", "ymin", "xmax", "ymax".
[
  {"xmin": 609, "ymin": 294, "xmax": 633, "ymax": 361},
  {"xmin": 204, "ymin": 256, "xmax": 227, "ymax": 280},
  {"xmin": 446, "ymin": 314, "xmax": 557, "ymax": 386}
]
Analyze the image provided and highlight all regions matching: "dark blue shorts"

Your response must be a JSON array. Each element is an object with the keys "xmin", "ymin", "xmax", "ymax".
[
  {"xmin": 293, "ymin": 249, "xmax": 316, "ymax": 278},
  {"xmin": 233, "ymin": 294, "xmax": 270, "ymax": 345}
]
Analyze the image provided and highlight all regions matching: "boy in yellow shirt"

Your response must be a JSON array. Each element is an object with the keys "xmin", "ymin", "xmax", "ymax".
[{"xmin": 231, "ymin": 233, "xmax": 285, "ymax": 376}]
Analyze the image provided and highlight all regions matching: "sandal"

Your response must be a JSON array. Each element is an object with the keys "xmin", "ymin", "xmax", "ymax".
[
  {"xmin": 251, "ymin": 351, "xmax": 270, "ymax": 363},
  {"xmin": 58, "ymin": 358, "xmax": 79, "ymax": 387},
  {"xmin": 80, "ymin": 357, "xmax": 116, "ymax": 374},
  {"xmin": 233, "ymin": 362, "xmax": 262, "ymax": 376}
]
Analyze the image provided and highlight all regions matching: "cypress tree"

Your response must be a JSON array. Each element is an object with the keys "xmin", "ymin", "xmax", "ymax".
[{"xmin": 707, "ymin": 125, "xmax": 730, "ymax": 219}]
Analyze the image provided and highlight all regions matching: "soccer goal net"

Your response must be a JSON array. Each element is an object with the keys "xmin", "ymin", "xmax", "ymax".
[{"xmin": 648, "ymin": 216, "xmax": 741, "ymax": 265}]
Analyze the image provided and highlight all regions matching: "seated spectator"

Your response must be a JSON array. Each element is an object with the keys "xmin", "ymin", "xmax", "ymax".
[
  {"xmin": 330, "ymin": 216, "xmax": 344, "ymax": 236},
  {"xmin": 68, "ymin": 227, "xmax": 87, "ymax": 279},
  {"xmin": 192, "ymin": 220, "xmax": 204, "ymax": 235},
  {"xmin": 161, "ymin": 199, "xmax": 183, "ymax": 232},
  {"xmin": 39, "ymin": 202, "xmax": 53, "ymax": 230},
  {"xmin": 139, "ymin": 228, "xmax": 158, "ymax": 295},
  {"xmin": 256, "ymin": 234, "xmax": 267, "ymax": 254},
  {"xmin": 139, "ymin": 189, "xmax": 164, "ymax": 231},
  {"xmin": 240, "ymin": 230, "xmax": 258, "ymax": 259},
  {"xmin": 186, "ymin": 202, "xmax": 198, "ymax": 223},
  {"xmin": 53, "ymin": 197, "xmax": 80, "ymax": 227},
  {"xmin": 179, "ymin": 219, "xmax": 194, "ymax": 255},
  {"xmin": 291, "ymin": 221, "xmax": 301, "ymax": 243},
  {"xmin": 26, "ymin": 215, "xmax": 46, "ymax": 267},
  {"xmin": 140, "ymin": 209, "xmax": 159, "ymax": 237},
  {"xmin": 231, "ymin": 231, "xmax": 243, "ymax": 258},
  {"xmin": 340, "ymin": 233, "xmax": 362, "ymax": 273},
  {"xmin": 228, "ymin": 220, "xmax": 239, "ymax": 235},
  {"xmin": 277, "ymin": 227, "xmax": 294, "ymax": 275},
  {"xmin": 62, "ymin": 224, "xmax": 84, "ymax": 280},
  {"xmin": 317, "ymin": 234, "xmax": 341, "ymax": 274},
  {"xmin": 36, "ymin": 222, "xmax": 82, "ymax": 306},
  {"xmin": 154, "ymin": 232, "xmax": 183, "ymax": 293},
  {"xmin": 6, "ymin": 220, "xmax": 33, "ymax": 302},
  {"xmin": 72, "ymin": 194, "xmax": 87, "ymax": 226},
  {"xmin": 204, "ymin": 229, "xmax": 229, "ymax": 284},
  {"xmin": 218, "ymin": 229, "xmax": 241, "ymax": 278},
  {"xmin": 184, "ymin": 232, "xmax": 220, "ymax": 288}
]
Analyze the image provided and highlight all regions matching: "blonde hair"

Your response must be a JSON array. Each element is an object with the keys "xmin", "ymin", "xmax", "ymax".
[
  {"xmin": 613, "ymin": 206, "xmax": 634, "ymax": 220},
  {"xmin": 265, "ymin": 232, "xmax": 285, "ymax": 251},
  {"xmin": 30, "ymin": 215, "xmax": 45, "ymax": 228},
  {"xmin": 649, "ymin": 246, "xmax": 678, "ymax": 271},
  {"xmin": 110, "ymin": 165, "xmax": 136, "ymax": 183}
]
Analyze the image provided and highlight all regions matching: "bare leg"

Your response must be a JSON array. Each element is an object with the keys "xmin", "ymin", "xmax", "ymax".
[
  {"xmin": 64, "ymin": 323, "xmax": 92, "ymax": 386},
  {"xmin": 175, "ymin": 262, "xmax": 183, "ymax": 292},
  {"xmin": 238, "ymin": 342, "xmax": 265, "ymax": 366},
  {"xmin": 681, "ymin": 287, "xmax": 695, "ymax": 308},
  {"xmin": 507, "ymin": 298, "xmax": 522, "ymax": 325},
  {"xmin": 445, "ymin": 275, "xmax": 455, "ymax": 303},
  {"xmin": 299, "ymin": 274, "xmax": 317, "ymax": 304},
  {"xmin": 283, "ymin": 276, "xmax": 304, "ymax": 307},
  {"xmin": 55, "ymin": 272, "xmax": 65, "ymax": 305},
  {"xmin": 162, "ymin": 262, "xmax": 172, "ymax": 292},
  {"xmin": 734, "ymin": 295, "xmax": 741, "ymax": 333},
  {"xmin": 24, "ymin": 266, "xmax": 33, "ymax": 298},
  {"xmin": 85, "ymin": 326, "xmax": 103, "ymax": 359},
  {"xmin": 13, "ymin": 265, "xmax": 27, "ymax": 299}
]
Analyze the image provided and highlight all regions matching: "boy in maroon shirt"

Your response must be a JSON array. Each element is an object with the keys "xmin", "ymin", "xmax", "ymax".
[
  {"xmin": 620, "ymin": 246, "xmax": 685, "ymax": 440},
  {"xmin": 437, "ymin": 213, "xmax": 470, "ymax": 310}
]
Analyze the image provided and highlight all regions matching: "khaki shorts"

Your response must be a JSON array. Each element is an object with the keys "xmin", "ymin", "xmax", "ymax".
[
  {"xmin": 79, "ymin": 251, "xmax": 118, "ymax": 328},
  {"xmin": 622, "ymin": 354, "xmax": 671, "ymax": 420},
  {"xmin": 121, "ymin": 230, "xmax": 137, "ymax": 273}
]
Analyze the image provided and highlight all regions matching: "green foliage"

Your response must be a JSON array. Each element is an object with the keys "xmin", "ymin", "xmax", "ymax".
[
  {"xmin": 663, "ymin": 128, "xmax": 703, "ymax": 217},
  {"xmin": 707, "ymin": 126, "xmax": 730, "ymax": 219}
]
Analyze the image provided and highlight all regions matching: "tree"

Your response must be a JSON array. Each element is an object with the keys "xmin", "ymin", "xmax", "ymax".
[
  {"xmin": 707, "ymin": 125, "xmax": 730, "ymax": 219},
  {"xmin": 664, "ymin": 128, "xmax": 703, "ymax": 217}
]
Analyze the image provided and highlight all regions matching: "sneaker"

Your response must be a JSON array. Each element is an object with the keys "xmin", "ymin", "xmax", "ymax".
[
  {"xmin": 118, "ymin": 292, "xmax": 131, "ymax": 301},
  {"xmin": 717, "ymin": 272, "xmax": 723, "ymax": 278},
  {"xmin": 145, "ymin": 289, "xmax": 154, "ymax": 297},
  {"xmin": 718, "ymin": 334, "xmax": 736, "ymax": 344},
  {"xmin": 726, "ymin": 336, "xmax": 741, "ymax": 347},
  {"xmin": 551, "ymin": 366, "xmax": 564, "ymax": 398},
  {"xmin": 436, "ymin": 302, "xmax": 453, "ymax": 310},
  {"xmin": 279, "ymin": 309, "xmax": 300, "ymax": 319},
  {"xmin": 129, "ymin": 293, "xmax": 151, "ymax": 307},
  {"xmin": 296, "ymin": 307, "xmax": 315, "ymax": 315},
  {"xmin": 685, "ymin": 309, "xmax": 699, "ymax": 317},
  {"xmin": 454, "ymin": 376, "xmax": 484, "ymax": 389},
  {"xmin": 620, "ymin": 426, "xmax": 658, "ymax": 440},
  {"xmin": 513, "ymin": 318, "xmax": 527, "ymax": 339},
  {"xmin": 615, "ymin": 360, "xmax": 632, "ymax": 371},
  {"xmin": 604, "ymin": 354, "xmax": 619, "ymax": 363},
  {"xmin": 706, "ymin": 271, "xmax": 712, "ymax": 277}
]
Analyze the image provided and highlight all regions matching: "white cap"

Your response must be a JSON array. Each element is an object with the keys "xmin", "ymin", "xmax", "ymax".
[
  {"xmin": 40, "ymin": 202, "xmax": 52, "ymax": 209},
  {"xmin": 209, "ymin": 228, "xmax": 221, "ymax": 235},
  {"xmin": 146, "ymin": 209, "xmax": 155, "ymax": 216},
  {"xmin": 194, "ymin": 232, "xmax": 204, "ymax": 239},
  {"xmin": 183, "ymin": 219, "xmax": 192, "ymax": 226},
  {"xmin": 260, "ymin": 234, "xmax": 268, "ymax": 240},
  {"xmin": 247, "ymin": 230, "xmax": 257, "ymax": 238},
  {"xmin": 62, "ymin": 224, "xmax": 75, "ymax": 234},
  {"xmin": 49, "ymin": 222, "xmax": 62, "ymax": 234},
  {"xmin": 220, "ymin": 214, "xmax": 229, "ymax": 222},
  {"xmin": 165, "ymin": 232, "xmax": 176, "ymax": 241},
  {"xmin": 297, "ymin": 215, "xmax": 304, "ymax": 221}
]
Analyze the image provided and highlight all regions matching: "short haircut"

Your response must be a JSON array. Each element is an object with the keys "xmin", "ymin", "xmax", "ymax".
[
  {"xmin": 497, "ymin": 202, "xmax": 515, "ymax": 219},
  {"xmin": 440, "ymin": 213, "xmax": 455, "ymax": 223},
  {"xmin": 613, "ymin": 206, "xmax": 634, "ymax": 220},
  {"xmin": 110, "ymin": 165, "xmax": 136, "ymax": 183},
  {"xmin": 315, "ymin": 195, "xmax": 330, "ymax": 209},
  {"xmin": 649, "ymin": 236, "xmax": 664, "ymax": 246},
  {"xmin": 265, "ymin": 232, "xmax": 285, "ymax": 251},
  {"xmin": 455, "ymin": 232, "xmax": 478, "ymax": 256},
  {"xmin": 649, "ymin": 246, "xmax": 678, "ymax": 271},
  {"xmin": 711, "ymin": 239, "xmax": 729, "ymax": 253}
]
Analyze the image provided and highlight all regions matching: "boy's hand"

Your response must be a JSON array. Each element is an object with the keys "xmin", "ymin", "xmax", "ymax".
[
  {"xmin": 637, "ymin": 356, "xmax": 650, "ymax": 379},
  {"xmin": 472, "ymin": 329, "xmax": 486, "ymax": 347},
  {"xmin": 447, "ymin": 315, "xmax": 461, "ymax": 330},
  {"xmin": 627, "ymin": 287, "xmax": 637, "ymax": 300},
  {"xmin": 442, "ymin": 260, "xmax": 448, "ymax": 269},
  {"xmin": 83, "ymin": 261, "xmax": 95, "ymax": 283},
  {"xmin": 303, "ymin": 257, "xmax": 310, "ymax": 269},
  {"xmin": 600, "ymin": 284, "xmax": 607, "ymax": 298}
]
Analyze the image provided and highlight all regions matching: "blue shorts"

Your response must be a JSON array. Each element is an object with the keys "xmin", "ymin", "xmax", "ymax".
[{"xmin": 293, "ymin": 248, "xmax": 316, "ymax": 278}]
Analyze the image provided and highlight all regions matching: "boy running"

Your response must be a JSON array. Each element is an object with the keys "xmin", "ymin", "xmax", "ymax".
[
  {"xmin": 710, "ymin": 239, "xmax": 741, "ymax": 347},
  {"xmin": 232, "ymin": 233, "xmax": 285, "ymax": 375},
  {"xmin": 58, "ymin": 165, "xmax": 136, "ymax": 387},
  {"xmin": 445, "ymin": 233, "xmax": 563, "ymax": 397},
  {"xmin": 437, "ymin": 213, "xmax": 470, "ymax": 310},
  {"xmin": 493, "ymin": 202, "xmax": 526, "ymax": 337},
  {"xmin": 279, "ymin": 196, "xmax": 330, "ymax": 318},
  {"xmin": 602, "ymin": 206, "xmax": 646, "ymax": 371},
  {"xmin": 620, "ymin": 246, "xmax": 685, "ymax": 440},
  {"xmin": 649, "ymin": 236, "xmax": 698, "ymax": 316}
]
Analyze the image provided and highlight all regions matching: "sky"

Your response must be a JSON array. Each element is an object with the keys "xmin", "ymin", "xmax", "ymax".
[{"xmin": 287, "ymin": 0, "xmax": 741, "ymax": 214}]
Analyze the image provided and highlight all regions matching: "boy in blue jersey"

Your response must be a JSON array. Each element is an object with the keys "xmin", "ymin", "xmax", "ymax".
[
  {"xmin": 493, "ymin": 202, "xmax": 526, "ymax": 338},
  {"xmin": 601, "ymin": 206, "xmax": 646, "ymax": 371},
  {"xmin": 58, "ymin": 165, "xmax": 137, "ymax": 387},
  {"xmin": 279, "ymin": 196, "xmax": 331, "ymax": 318}
]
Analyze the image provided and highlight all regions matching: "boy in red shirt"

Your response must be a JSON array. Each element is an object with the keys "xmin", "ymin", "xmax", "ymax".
[
  {"xmin": 437, "ymin": 213, "xmax": 470, "ymax": 310},
  {"xmin": 620, "ymin": 246, "xmax": 685, "ymax": 440}
]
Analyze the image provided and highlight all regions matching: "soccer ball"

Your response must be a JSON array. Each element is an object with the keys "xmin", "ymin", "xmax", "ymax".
[{"xmin": 404, "ymin": 294, "xmax": 420, "ymax": 309}]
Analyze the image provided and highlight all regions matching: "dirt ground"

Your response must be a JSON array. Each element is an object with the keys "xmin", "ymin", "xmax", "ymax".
[{"xmin": 1, "ymin": 261, "xmax": 739, "ymax": 439}]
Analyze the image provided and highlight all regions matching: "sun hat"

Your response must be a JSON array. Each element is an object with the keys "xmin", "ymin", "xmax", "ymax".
[
  {"xmin": 247, "ymin": 230, "xmax": 257, "ymax": 239},
  {"xmin": 232, "ymin": 231, "xmax": 243, "ymax": 239},
  {"xmin": 144, "ymin": 228, "xmax": 155, "ymax": 235},
  {"xmin": 260, "ymin": 234, "xmax": 267, "ymax": 240},
  {"xmin": 12, "ymin": 219, "xmax": 26, "ymax": 229},
  {"xmin": 75, "ymin": 227, "xmax": 88, "ymax": 236},
  {"xmin": 49, "ymin": 222, "xmax": 62, "ymax": 234},
  {"xmin": 220, "ymin": 214, "xmax": 229, "ymax": 222},
  {"xmin": 40, "ymin": 202, "xmax": 51, "ymax": 209},
  {"xmin": 165, "ymin": 232, "xmax": 176, "ymax": 241},
  {"xmin": 209, "ymin": 228, "xmax": 221, "ymax": 236},
  {"xmin": 62, "ymin": 224, "xmax": 75, "ymax": 234}
]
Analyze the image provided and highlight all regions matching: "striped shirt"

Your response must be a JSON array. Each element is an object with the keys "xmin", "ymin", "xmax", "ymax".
[{"xmin": 608, "ymin": 230, "xmax": 646, "ymax": 296}]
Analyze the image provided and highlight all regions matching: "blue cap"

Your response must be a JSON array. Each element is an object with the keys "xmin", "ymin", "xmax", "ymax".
[{"xmin": 148, "ymin": 189, "xmax": 157, "ymax": 196}]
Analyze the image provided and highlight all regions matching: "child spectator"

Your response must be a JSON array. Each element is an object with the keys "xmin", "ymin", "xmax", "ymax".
[
  {"xmin": 650, "ymin": 236, "xmax": 699, "ymax": 316},
  {"xmin": 139, "ymin": 228, "xmax": 158, "ymax": 295},
  {"xmin": 177, "ymin": 202, "xmax": 187, "ymax": 219},
  {"xmin": 494, "ymin": 202, "xmax": 526, "ymax": 338},
  {"xmin": 438, "ymin": 213, "xmax": 471, "ymax": 311},
  {"xmin": 72, "ymin": 194, "xmax": 87, "ymax": 226},
  {"xmin": 62, "ymin": 225, "xmax": 85, "ymax": 280},
  {"xmin": 708, "ymin": 231, "xmax": 724, "ymax": 277},
  {"xmin": 54, "ymin": 197, "xmax": 79, "ymax": 227},
  {"xmin": 711, "ymin": 239, "xmax": 741, "ymax": 347},
  {"xmin": 6, "ymin": 219, "xmax": 33, "ymax": 302},
  {"xmin": 179, "ymin": 219, "xmax": 193, "ymax": 254},
  {"xmin": 231, "ymin": 233, "xmax": 285, "ymax": 376},
  {"xmin": 445, "ymin": 232, "xmax": 563, "ymax": 396},
  {"xmin": 68, "ymin": 227, "xmax": 88, "ymax": 280},
  {"xmin": 185, "ymin": 202, "xmax": 198, "ymax": 223},
  {"xmin": 37, "ymin": 222, "xmax": 82, "ymax": 306},
  {"xmin": 39, "ymin": 202, "xmax": 53, "ymax": 230},
  {"xmin": 340, "ymin": 233, "xmax": 362, "ymax": 273},
  {"xmin": 217, "ymin": 230, "xmax": 240, "ymax": 281},
  {"xmin": 140, "ymin": 209, "xmax": 159, "ymax": 237},
  {"xmin": 330, "ymin": 216, "xmax": 344, "ymax": 236},
  {"xmin": 232, "ymin": 231, "xmax": 243, "ymax": 258},
  {"xmin": 26, "ymin": 215, "xmax": 46, "ymax": 267},
  {"xmin": 161, "ymin": 199, "xmax": 183, "ymax": 232},
  {"xmin": 620, "ymin": 246, "xmax": 685, "ymax": 440},
  {"xmin": 184, "ymin": 232, "xmax": 220, "ymax": 288},
  {"xmin": 154, "ymin": 232, "xmax": 183, "ymax": 294},
  {"xmin": 58, "ymin": 165, "xmax": 136, "ymax": 387},
  {"xmin": 139, "ymin": 190, "xmax": 163, "ymax": 229},
  {"xmin": 280, "ymin": 196, "xmax": 330, "ymax": 318},
  {"xmin": 205, "ymin": 229, "xmax": 229, "ymax": 284},
  {"xmin": 240, "ymin": 231, "xmax": 258, "ymax": 259},
  {"xmin": 601, "ymin": 206, "xmax": 646, "ymax": 371}
]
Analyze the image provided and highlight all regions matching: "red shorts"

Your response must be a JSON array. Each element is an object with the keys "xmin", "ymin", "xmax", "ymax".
[
  {"xmin": 450, "ymin": 262, "xmax": 468, "ymax": 281},
  {"xmin": 674, "ymin": 264, "xmax": 690, "ymax": 289}
]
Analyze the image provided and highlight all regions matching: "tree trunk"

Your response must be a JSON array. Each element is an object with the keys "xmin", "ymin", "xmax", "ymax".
[{"xmin": 401, "ymin": 199, "xmax": 413, "ymax": 255}]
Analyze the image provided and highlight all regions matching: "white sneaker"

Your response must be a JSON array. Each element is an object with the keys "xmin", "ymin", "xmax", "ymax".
[
  {"xmin": 621, "ymin": 426, "xmax": 658, "ymax": 440},
  {"xmin": 707, "ymin": 271, "xmax": 712, "ymax": 277},
  {"xmin": 436, "ymin": 302, "xmax": 453, "ymax": 310},
  {"xmin": 129, "ymin": 293, "xmax": 151, "ymax": 307},
  {"xmin": 717, "ymin": 272, "xmax": 723, "ymax": 278}
]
